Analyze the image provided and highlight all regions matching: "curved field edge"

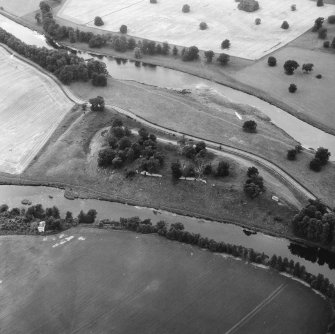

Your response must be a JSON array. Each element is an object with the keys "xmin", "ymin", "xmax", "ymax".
[
  {"xmin": 0, "ymin": 44, "xmax": 74, "ymax": 174},
  {"xmin": 0, "ymin": 228, "xmax": 331, "ymax": 334}
]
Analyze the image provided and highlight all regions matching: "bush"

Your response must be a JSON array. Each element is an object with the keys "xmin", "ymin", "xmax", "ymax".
[
  {"xmin": 328, "ymin": 15, "xmax": 335, "ymax": 24},
  {"xmin": 281, "ymin": 21, "xmax": 289, "ymax": 29},
  {"xmin": 216, "ymin": 161, "xmax": 230, "ymax": 177},
  {"xmin": 316, "ymin": 74, "xmax": 322, "ymax": 79},
  {"xmin": 291, "ymin": 4, "xmax": 296, "ymax": 11},
  {"xmin": 283, "ymin": 60, "xmax": 299, "ymax": 75},
  {"xmin": 171, "ymin": 161, "xmax": 182, "ymax": 179},
  {"xmin": 315, "ymin": 147, "xmax": 330, "ymax": 165},
  {"xmin": 288, "ymin": 83, "xmax": 297, "ymax": 93},
  {"xmin": 94, "ymin": 16, "xmax": 104, "ymax": 26},
  {"xmin": 323, "ymin": 41, "xmax": 330, "ymax": 48},
  {"xmin": 243, "ymin": 120, "xmax": 257, "ymax": 133},
  {"xmin": 287, "ymin": 149, "xmax": 297, "ymax": 160},
  {"xmin": 120, "ymin": 25, "xmax": 127, "ymax": 34},
  {"xmin": 302, "ymin": 63, "xmax": 313, "ymax": 73},
  {"xmin": 204, "ymin": 50, "xmax": 214, "ymax": 63},
  {"xmin": 217, "ymin": 53, "xmax": 230, "ymax": 65},
  {"xmin": 255, "ymin": 18, "xmax": 261, "ymax": 25},
  {"xmin": 221, "ymin": 39, "xmax": 230, "ymax": 49},
  {"xmin": 268, "ymin": 56, "xmax": 277, "ymax": 67},
  {"xmin": 182, "ymin": 4, "xmax": 190, "ymax": 13},
  {"xmin": 318, "ymin": 27, "xmax": 327, "ymax": 39},
  {"xmin": 310, "ymin": 158, "xmax": 322, "ymax": 172},
  {"xmin": 317, "ymin": 0, "xmax": 324, "ymax": 7},
  {"xmin": 150, "ymin": 0, "xmax": 157, "ymax": 3},
  {"xmin": 199, "ymin": 22, "xmax": 208, "ymax": 30}
]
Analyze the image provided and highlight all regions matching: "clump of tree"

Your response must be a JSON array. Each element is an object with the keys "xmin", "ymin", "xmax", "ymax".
[
  {"xmin": 199, "ymin": 22, "xmax": 208, "ymax": 30},
  {"xmin": 120, "ymin": 25, "xmax": 127, "ymax": 34},
  {"xmin": 281, "ymin": 21, "xmax": 289, "ymax": 29},
  {"xmin": 242, "ymin": 120, "xmax": 257, "ymax": 133},
  {"xmin": 217, "ymin": 53, "xmax": 230, "ymax": 66},
  {"xmin": 204, "ymin": 50, "xmax": 214, "ymax": 63},
  {"xmin": 182, "ymin": 46, "xmax": 199, "ymax": 61},
  {"xmin": 77, "ymin": 209, "xmax": 97, "ymax": 224},
  {"xmin": 94, "ymin": 16, "xmax": 104, "ymax": 26},
  {"xmin": 244, "ymin": 167, "xmax": 264, "ymax": 198},
  {"xmin": 267, "ymin": 56, "xmax": 277, "ymax": 67},
  {"xmin": 89, "ymin": 96, "xmax": 105, "ymax": 111},
  {"xmin": 182, "ymin": 4, "xmax": 190, "ymax": 13},
  {"xmin": 283, "ymin": 60, "xmax": 299, "ymax": 75},
  {"xmin": 221, "ymin": 39, "xmax": 230, "ymax": 49},
  {"xmin": 309, "ymin": 147, "xmax": 331, "ymax": 172},
  {"xmin": 288, "ymin": 83, "xmax": 297, "ymax": 93},
  {"xmin": 292, "ymin": 199, "xmax": 335, "ymax": 245}
]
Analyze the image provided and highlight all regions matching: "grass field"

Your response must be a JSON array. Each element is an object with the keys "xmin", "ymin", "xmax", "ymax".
[
  {"xmin": 58, "ymin": 0, "xmax": 334, "ymax": 59},
  {"xmin": 0, "ymin": 46, "xmax": 73, "ymax": 174},
  {"xmin": 0, "ymin": 0, "xmax": 41, "ymax": 17},
  {"xmin": 235, "ymin": 46, "xmax": 335, "ymax": 131},
  {"xmin": 0, "ymin": 228, "xmax": 330, "ymax": 333}
]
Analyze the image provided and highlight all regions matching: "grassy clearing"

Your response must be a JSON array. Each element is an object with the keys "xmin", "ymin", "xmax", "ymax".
[
  {"xmin": 69, "ymin": 79, "xmax": 335, "ymax": 208},
  {"xmin": 235, "ymin": 46, "xmax": 335, "ymax": 132},
  {"xmin": 0, "ymin": 228, "xmax": 330, "ymax": 333},
  {"xmin": 58, "ymin": 0, "xmax": 334, "ymax": 59},
  {"xmin": 0, "ymin": 0, "xmax": 41, "ymax": 17},
  {"xmin": 0, "ymin": 46, "xmax": 73, "ymax": 174}
]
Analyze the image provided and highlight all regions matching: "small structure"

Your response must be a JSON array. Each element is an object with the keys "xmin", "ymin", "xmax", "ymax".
[
  {"xmin": 38, "ymin": 221, "xmax": 46, "ymax": 233},
  {"xmin": 237, "ymin": 0, "xmax": 260, "ymax": 12}
]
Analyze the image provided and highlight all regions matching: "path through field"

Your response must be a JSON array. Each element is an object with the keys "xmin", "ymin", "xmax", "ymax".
[{"xmin": 0, "ymin": 46, "xmax": 73, "ymax": 174}]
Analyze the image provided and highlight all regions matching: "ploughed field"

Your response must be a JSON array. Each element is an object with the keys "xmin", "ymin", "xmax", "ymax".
[
  {"xmin": 0, "ymin": 228, "xmax": 330, "ymax": 333},
  {"xmin": 57, "ymin": 0, "xmax": 334, "ymax": 59},
  {"xmin": 0, "ymin": 47, "xmax": 73, "ymax": 174}
]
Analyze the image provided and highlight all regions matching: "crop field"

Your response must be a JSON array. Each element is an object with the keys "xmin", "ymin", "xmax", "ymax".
[
  {"xmin": 58, "ymin": 0, "xmax": 334, "ymax": 60},
  {"xmin": 0, "ymin": 0, "xmax": 41, "ymax": 17},
  {"xmin": 0, "ymin": 47, "xmax": 73, "ymax": 174},
  {"xmin": 0, "ymin": 228, "xmax": 330, "ymax": 333}
]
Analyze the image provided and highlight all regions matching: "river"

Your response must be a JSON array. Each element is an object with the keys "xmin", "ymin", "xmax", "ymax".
[
  {"xmin": 1, "ymin": 14, "xmax": 335, "ymax": 158},
  {"xmin": 0, "ymin": 14, "xmax": 334, "ymax": 283}
]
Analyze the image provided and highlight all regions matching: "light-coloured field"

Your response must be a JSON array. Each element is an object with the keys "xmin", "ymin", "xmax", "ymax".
[
  {"xmin": 0, "ymin": 229, "xmax": 330, "ymax": 333},
  {"xmin": 58, "ymin": 0, "xmax": 335, "ymax": 60},
  {"xmin": 0, "ymin": 47, "xmax": 73, "ymax": 174},
  {"xmin": 0, "ymin": 0, "xmax": 41, "ymax": 17}
]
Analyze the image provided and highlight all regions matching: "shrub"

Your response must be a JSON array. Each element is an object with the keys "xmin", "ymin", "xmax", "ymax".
[
  {"xmin": 217, "ymin": 53, "xmax": 230, "ymax": 65},
  {"xmin": 171, "ymin": 161, "xmax": 182, "ymax": 179},
  {"xmin": 328, "ymin": 15, "xmax": 335, "ymax": 24},
  {"xmin": 94, "ymin": 16, "xmax": 104, "ymax": 26},
  {"xmin": 221, "ymin": 39, "xmax": 230, "ymax": 49},
  {"xmin": 318, "ymin": 27, "xmax": 327, "ymax": 39},
  {"xmin": 283, "ymin": 60, "xmax": 299, "ymax": 75},
  {"xmin": 120, "ymin": 25, "xmax": 127, "ymax": 34},
  {"xmin": 323, "ymin": 41, "xmax": 330, "ymax": 48},
  {"xmin": 255, "ymin": 18, "xmax": 261, "ymax": 25},
  {"xmin": 316, "ymin": 74, "xmax": 322, "ymax": 79},
  {"xmin": 199, "ymin": 22, "xmax": 208, "ymax": 30},
  {"xmin": 243, "ymin": 120, "xmax": 257, "ymax": 133},
  {"xmin": 204, "ymin": 50, "xmax": 214, "ymax": 63},
  {"xmin": 268, "ymin": 56, "xmax": 277, "ymax": 67},
  {"xmin": 216, "ymin": 161, "xmax": 230, "ymax": 177},
  {"xmin": 288, "ymin": 83, "xmax": 297, "ymax": 93},
  {"xmin": 310, "ymin": 158, "xmax": 322, "ymax": 172},
  {"xmin": 287, "ymin": 149, "xmax": 297, "ymax": 160},
  {"xmin": 312, "ymin": 17, "xmax": 324, "ymax": 32},
  {"xmin": 315, "ymin": 147, "xmax": 330, "ymax": 165},
  {"xmin": 302, "ymin": 63, "xmax": 313, "ymax": 73},
  {"xmin": 281, "ymin": 21, "xmax": 289, "ymax": 29},
  {"xmin": 317, "ymin": 0, "xmax": 324, "ymax": 7},
  {"xmin": 150, "ymin": 0, "xmax": 157, "ymax": 3},
  {"xmin": 291, "ymin": 4, "xmax": 296, "ymax": 11},
  {"xmin": 182, "ymin": 4, "xmax": 190, "ymax": 13}
]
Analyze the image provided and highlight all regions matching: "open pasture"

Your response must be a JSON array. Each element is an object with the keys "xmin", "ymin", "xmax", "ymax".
[
  {"xmin": 0, "ymin": 0, "xmax": 41, "ymax": 17},
  {"xmin": 0, "ymin": 47, "xmax": 73, "ymax": 174},
  {"xmin": 0, "ymin": 228, "xmax": 330, "ymax": 333},
  {"xmin": 58, "ymin": 0, "xmax": 334, "ymax": 60}
]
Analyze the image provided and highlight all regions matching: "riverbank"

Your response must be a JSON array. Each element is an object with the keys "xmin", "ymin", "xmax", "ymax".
[{"xmin": 11, "ymin": 7, "xmax": 335, "ymax": 137}]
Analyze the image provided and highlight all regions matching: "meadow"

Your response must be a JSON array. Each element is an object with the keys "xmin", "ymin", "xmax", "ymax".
[
  {"xmin": 58, "ymin": 0, "xmax": 334, "ymax": 59},
  {"xmin": 0, "ymin": 47, "xmax": 73, "ymax": 174},
  {"xmin": 0, "ymin": 0, "xmax": 41, "ymax": 17},
  {"xmin": 0, "ymin": 228, "xmax": 330, "ymax": 333}
]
